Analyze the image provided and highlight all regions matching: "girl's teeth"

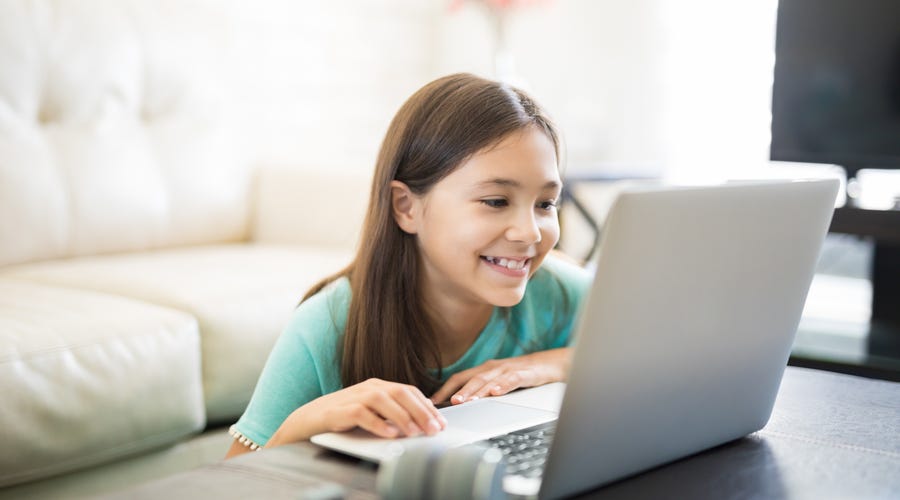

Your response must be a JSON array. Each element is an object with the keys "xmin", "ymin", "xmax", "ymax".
[{"xmin": 485, "ymin": 257, "xmax": 527, "ymax": 270}]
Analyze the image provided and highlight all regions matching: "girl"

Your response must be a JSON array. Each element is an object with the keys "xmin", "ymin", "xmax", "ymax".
[{"xmin": 226, "ymin": 73, "xmax": 592, "ymax": 458}]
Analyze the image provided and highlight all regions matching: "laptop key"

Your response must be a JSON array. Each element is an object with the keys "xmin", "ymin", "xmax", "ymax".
[{"xmin": 482, "ymin": 422, "xmax": 556, "ymax": 480}]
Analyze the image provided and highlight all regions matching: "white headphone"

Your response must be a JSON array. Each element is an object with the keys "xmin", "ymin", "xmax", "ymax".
[{"xmin": 377, "ymin": 442, "xmax": 507, "ymax": 500}]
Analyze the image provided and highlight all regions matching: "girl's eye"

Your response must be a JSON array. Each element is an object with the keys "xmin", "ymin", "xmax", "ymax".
[
  {"xmin": 482, "ymin": 199, "xmax": 508, "ymax": 208},
  {"xmin": 538, "ymin": 200, "xmax": 558, "ymax": 211}
]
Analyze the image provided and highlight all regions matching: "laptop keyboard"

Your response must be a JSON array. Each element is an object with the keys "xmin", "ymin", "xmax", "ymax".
[{"xmin": 484, "ymin": 422, "xmax": 556, "ymax": 478}]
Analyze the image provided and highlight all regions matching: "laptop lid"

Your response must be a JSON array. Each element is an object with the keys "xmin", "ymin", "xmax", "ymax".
[{"xmin": 539, "ymin": 178, "xmax": 838, "ymax": 499}]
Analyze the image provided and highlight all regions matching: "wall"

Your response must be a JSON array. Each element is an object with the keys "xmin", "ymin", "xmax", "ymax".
[
  {"xmin": 434, "ymin": 0, "xmax": 669, "ymax": 178},
  {"xmin": 434, "ymin": 0, "xmax": 783, "ymax": 181},
  {"xmin": 222, "ymin": 1, "xmax": 794, "ymax": 184},
  {"xmin": 226, "ymin": 0, "xmax": 440, "ymax": 174}
]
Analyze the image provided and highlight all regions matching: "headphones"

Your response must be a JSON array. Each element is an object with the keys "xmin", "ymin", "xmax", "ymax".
[{"xmin": 376, "ymin": 442, "xmax": 507, "ymax": 500}]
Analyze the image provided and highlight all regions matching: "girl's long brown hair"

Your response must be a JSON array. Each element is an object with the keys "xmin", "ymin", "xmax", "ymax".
[{"xmin": 303, "ymin": 73, "xmax": 561, "ymax": 394}]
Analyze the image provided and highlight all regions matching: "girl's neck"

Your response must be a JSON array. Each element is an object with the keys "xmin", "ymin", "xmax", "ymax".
[{"xmin": 423, "ymin": 292, "xmax": 495, "ymax": 368}]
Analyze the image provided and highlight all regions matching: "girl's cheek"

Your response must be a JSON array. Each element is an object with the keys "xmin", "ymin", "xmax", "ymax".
[{"xmin": 541, "ymin": 220, "xmax": 561, "ymax": 245}]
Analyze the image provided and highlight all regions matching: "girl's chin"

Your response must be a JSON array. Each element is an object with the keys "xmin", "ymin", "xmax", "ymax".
[{"xmin": 484, "ymin": 288, "xmax": 527, "ymax": 308}]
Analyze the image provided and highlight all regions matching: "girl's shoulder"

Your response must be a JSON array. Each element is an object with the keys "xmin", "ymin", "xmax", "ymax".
[
  {"xmin": 284, "ymin": 276, "xmax": 352, "ymax": 344},
  {"xmin": 297, "ymin": 276, "xmax": 352, "ymax": 311},
  {"xmin": 527, "ymin": 253, "xmax": 593, "ymax": 303}
]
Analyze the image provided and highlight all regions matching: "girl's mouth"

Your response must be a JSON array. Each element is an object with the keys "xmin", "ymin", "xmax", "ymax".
[{"xmin": 480, "ymin": 255, "xmax": 531, "ymax": 276}]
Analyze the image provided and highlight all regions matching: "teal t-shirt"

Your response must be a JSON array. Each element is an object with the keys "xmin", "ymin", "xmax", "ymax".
[{"xmin": 234, "ymin": 255, "xmax": 593, "ymax": 446}]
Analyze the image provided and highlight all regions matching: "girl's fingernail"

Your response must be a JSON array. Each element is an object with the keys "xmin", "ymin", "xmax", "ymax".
[
  {"xmin": 453, "ymin": 394, "xmax": 464, "ymax": 402},
  {"xmin": 470, "ymin": 396, "xmax": 479, "ymax": 401},
  {"xmin": 493, "ymin": 385, "xmax": 502, "ymax": 393},
  {"xmin": 428, "ymin": 419, "xmax": 441, "ymax": 433},
  {"xmin": 408, "ymin": 423, "xmax": 423, "ymax": 436}
]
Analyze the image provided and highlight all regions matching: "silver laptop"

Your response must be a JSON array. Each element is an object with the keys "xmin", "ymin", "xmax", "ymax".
[{"xmin": 311, "ymin": 179, "xmax": 839, "ymax": 499}]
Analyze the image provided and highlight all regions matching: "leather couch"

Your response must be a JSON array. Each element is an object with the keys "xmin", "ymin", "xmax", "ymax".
[{"xmin": 0, "ymin": 0, "xmax": 368, "ymax": 493}]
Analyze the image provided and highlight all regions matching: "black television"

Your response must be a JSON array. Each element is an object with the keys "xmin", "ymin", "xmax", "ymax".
[{"xmin": 770, "ymin": 0, "xmax": 900, "ymax": 182}]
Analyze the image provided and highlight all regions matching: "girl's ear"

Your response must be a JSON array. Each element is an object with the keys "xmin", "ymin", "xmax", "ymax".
[{"xmin": 390, "ymin": 180, "xmax": 420, "ymax": 234}]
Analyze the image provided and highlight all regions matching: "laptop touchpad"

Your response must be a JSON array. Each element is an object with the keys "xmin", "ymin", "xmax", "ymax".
[{"xmin": 440, "ymin": 399, "xmax": 557, "ymax": 432}]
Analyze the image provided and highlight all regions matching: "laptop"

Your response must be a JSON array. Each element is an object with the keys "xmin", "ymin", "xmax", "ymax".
[{"xmin": 311, "ymin": 179, "xmax": 839, "ymax": 499}]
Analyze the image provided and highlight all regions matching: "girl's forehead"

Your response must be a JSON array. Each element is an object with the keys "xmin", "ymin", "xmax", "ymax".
[{"xmin": 444, "ymin": 128, "xmax": 560, "ymax": 187}]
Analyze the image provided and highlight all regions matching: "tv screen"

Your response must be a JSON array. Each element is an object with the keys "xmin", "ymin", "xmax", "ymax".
[{"xmin": 770, "ymin": 0, "xmax": 900, "ymax": 176}]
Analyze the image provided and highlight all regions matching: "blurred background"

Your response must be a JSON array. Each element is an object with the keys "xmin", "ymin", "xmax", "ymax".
[
  {"xmin": 222, "ymin": 0, "xmax": 899, "ymax": 377},
  {"xmin": 228, "ymin": 0, "xmax": 780, "ymax": 181},
  {"xmin": 0, "ymin": 0, "xmax": 896, "ymax": 400}
]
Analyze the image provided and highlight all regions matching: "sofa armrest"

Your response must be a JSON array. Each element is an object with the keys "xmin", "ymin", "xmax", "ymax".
[{"xmin": 251, "ymin": 167, "xmax": 371, "ymax": 249}]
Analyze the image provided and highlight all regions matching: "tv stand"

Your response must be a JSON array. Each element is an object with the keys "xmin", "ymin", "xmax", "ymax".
[
  {"xmin": 829, "ymin": 205, "xmax": 900, "ymax": 317},
  {"xmin": 833, "ymin": 166, "xmax": 900, "ymax": 324},
  {"xmin": 798, "ymin": 202, "xmax": 900, "ymax": 381}
]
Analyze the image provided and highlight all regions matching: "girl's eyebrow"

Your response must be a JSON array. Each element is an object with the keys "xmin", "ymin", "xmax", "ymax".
[{"xmin": 475, "ymin": 178, "xmax": 561, "ymax": 190}]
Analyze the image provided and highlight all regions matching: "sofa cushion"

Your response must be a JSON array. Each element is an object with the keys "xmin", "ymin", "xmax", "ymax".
[
  {"xmin": 252, "ymin": 167, "xmax": 370, "ymax": 249},
  {"xmin": 3, "ymin": 244, "xmax": 354, "ymax": 423},
  {"xmin": 0, "ymin": 0, "xmax": 247, "ymax": 268},
  {"xmin": 0, "ymin": 280, "xmax": 204, "ymax": 487}
]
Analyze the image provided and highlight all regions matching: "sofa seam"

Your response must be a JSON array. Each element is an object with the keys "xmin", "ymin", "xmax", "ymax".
[
  {"xmin": 0, "ymin": 319, "xmax": 200, "ymax": 364},
  {"xmin": 0, "ymin": 425, "xmax": 205, "ymax": 486},
  {"xmin": 0, "ymin": 274, "xmax": 197, "ymax": 317}
]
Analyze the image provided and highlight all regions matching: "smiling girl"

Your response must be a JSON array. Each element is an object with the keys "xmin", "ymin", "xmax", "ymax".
[{"xmin": 226, "ymin": 73, "xmax": 592, "ymax": 457}]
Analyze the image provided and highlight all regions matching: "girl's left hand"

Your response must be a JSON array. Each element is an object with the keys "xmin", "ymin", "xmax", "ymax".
[{"xmin": 430, "ymin": 348, "xmax": 572, "ymax": 405}]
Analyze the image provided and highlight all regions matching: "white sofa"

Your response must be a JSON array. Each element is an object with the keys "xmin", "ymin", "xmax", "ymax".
[{"xmin": 0, "ymin": 0, "xmax": 368, "ymax": 494}]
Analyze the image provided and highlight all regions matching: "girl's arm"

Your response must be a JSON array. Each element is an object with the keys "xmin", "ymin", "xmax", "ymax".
[
  {"xmin": 225, "ymin": 439, "xmax": 253, "ymax": 459},
  {"xmin": 430, "ymin": 347, "xmax": 572, "ymax": 405},
  {"xmin": 226, "ymin": 378, "xmax": 447, "ymax": 457}
]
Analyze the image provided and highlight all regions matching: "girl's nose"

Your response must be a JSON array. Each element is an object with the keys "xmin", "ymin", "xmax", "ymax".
[{"xmin": 506, "ymin": 209, "xmax": 542, "ymax": 244}]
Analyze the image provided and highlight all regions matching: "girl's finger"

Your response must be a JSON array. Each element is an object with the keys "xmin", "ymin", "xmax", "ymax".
[
  {"xmin": 366, "ymin": 391, "xmax": 425, "ymax": 437},
  {"xmin": 479, "ymin": 370, "xmax": 526, "ymax": 398},
  {"xmin": 336, "ymin": 404, "xmax": 400, "ymax": 439},
  {"xmin": 415, "ymin": 389, "xmax": 448, "ymax": 428},
  {"xmin": 452, "ymin": 370, "xmax": 500, "ymax": 403},
  {"xmin": 430, "ymin": 371, "xmax": 472, "ymax": 405},
  {"xmin": 391, "ymin": 386, "xmax": 445, "ymax": 434}
]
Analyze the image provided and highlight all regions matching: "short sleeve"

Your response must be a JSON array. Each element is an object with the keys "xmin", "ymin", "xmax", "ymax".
[
  {"xmin": 232, "ymin": 279, "xmax": 350, "ymax": 446},
  {"xmin": 526, "ymin": 254, "xmax": 594, "ymax": 349}
]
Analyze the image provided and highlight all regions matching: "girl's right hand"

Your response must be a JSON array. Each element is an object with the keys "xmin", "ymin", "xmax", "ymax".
[{"xmin": 266, "ymin": 378, "xmax": 447, "ymax": 447}]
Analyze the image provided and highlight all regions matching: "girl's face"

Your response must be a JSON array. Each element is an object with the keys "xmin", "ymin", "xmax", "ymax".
[{"xmin": 396, "ymin": 126, "xmax": 562, "ymax": 309}]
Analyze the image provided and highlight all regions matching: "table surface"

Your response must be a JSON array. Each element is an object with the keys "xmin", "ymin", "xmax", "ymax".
[{"xmin": 110, "ymin": 367, "xmax": 900, "ymax": 500}]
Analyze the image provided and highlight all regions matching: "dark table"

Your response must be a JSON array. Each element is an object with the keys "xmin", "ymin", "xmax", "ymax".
[{"xmin": 111, "ymin": 367, "xmax": 900, "ymax": 499}]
